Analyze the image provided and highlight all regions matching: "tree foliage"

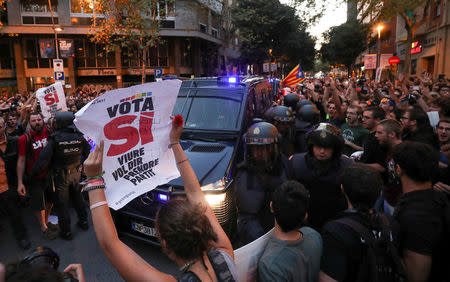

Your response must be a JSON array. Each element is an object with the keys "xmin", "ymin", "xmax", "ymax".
[
  {"xmin": 320, "ymin": 20, "xmax": 368, "ymax": 73},
  {"xmin": 232, "ymin": 0, "xmax": 315, "ymax": 71},
  {"xmin": 86, "ymin": 0, "xmax": 174, "ymax": 83}
]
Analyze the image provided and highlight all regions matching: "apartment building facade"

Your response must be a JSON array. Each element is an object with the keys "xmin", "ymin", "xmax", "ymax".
[
  {"xmin": 395, "ymin": 0, "xmax": 450, "ymax": 78},
  {"xmin": 0, "ymin": 0, "xmax": 240, "ymax": 94}
]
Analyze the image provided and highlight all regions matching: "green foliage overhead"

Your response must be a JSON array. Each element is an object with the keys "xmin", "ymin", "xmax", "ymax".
[
  {"xmin": 88, "ymin": 0, "xmax": 174, "ymax": 51},
  {"xmin": 320, "ymin": 20, "xmax": 368, "ymax": 70},
  {"xmin": 232, "ymin": 0, "xmax": 315, "ymax": 70}
]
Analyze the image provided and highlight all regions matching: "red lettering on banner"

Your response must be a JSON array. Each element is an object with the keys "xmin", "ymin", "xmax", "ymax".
[
  {"xmin": 104, "ymin": 115, "xmax": 139, "ymax": 156},
  {"xmin": 139, "ymin": 112, "xmax": 154, "ymax": 145},
  {"xmin": 44, "ymin": 92, "xmax": 60, "ymax": 106},
  {"xmin": 104, "ymin": 112, "xmax": 155, "ymax": 156}
]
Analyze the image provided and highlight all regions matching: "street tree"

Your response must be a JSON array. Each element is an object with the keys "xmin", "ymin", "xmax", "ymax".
[
  {"xmin": 232, "ymin": 0, "xmax": 315, "ymax": 72},
  {"xmin": 320, "ymin": 20, "xmax": 368, "ymax": 76},
  {"xmin": 0, "ymin": 0, "xmax": 8, "ymax": 28},
  {"xmin": 87, "ymin": 0, "xmax": 174, "ymax": 84}
]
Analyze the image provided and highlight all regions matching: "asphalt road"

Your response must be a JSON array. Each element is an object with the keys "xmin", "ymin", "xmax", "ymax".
[{"xmin": 0, "ymin": 207, "xmax": 179, "ymax": 281}]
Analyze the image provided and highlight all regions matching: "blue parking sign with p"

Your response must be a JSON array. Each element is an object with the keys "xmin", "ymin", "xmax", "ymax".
[
  {"xmin": 55, "ymin": 71, "xmax": 64, "ymax": 81},
  {"xmin": 154, "ymin": 68, "xmax": 163, "ymax": 78}
]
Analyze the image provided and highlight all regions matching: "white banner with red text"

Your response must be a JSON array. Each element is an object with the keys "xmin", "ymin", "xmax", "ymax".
[
  {"xmin": 36, "ymin": 82, "xmax": 68, "ymax": 121},
  {"xmin": 74, "ymin": 80, "xmax": 182, "ymax": 210}
]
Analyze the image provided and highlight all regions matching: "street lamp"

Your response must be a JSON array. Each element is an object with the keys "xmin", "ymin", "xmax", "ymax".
[
  {"xmin": 376, "ymin": 24, "xmax": 384, "ymax": 69},
  {"xmin": 47, "ymin": 0, "xmax": 61, "ymax": 59}
]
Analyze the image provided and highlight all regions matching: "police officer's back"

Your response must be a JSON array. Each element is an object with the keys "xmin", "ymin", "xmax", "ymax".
[{"xmin": 32, "ymin": 112, "xmax": 90, "ymax": 240}]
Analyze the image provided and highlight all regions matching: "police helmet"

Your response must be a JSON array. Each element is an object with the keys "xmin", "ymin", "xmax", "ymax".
[
  {"xmin": 244, "ymin": 122, "xmax": 279, "ymax": 145},
  {"xmin": 263, "ymin": 107, "xmax": 275, "ymax": 123},
  {"xmin": 284, "ymin": 93, "xmax": 299, "ymax": 109},
  {"xmin": 243, "ymin": 122, "xmax": 280, "ymax": 170},
  {"xmin": 296, "ymin": 99, "xmax": 313, "ymax": 113},
  {"xmin": 55, "ymin": 111, "xmax": 75, "ymax": 129},
  {"xmin": 299, "ymin": 104, "xmax": 320, "ymax": 124},
  {"xmin": 270, "ymin": 106, "xmax": 295, "ymax": 123},
  {"xmin": 307, "ymin": 123, "xmax": 344, "ymax": 159}
]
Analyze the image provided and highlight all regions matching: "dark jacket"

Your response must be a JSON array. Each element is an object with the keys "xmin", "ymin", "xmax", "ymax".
[
  {"xmin": 288, "ymin": 153, "xmax": 353, "ymax": 230},
  {"xmin": 0, "ymin": 135, "xmax": 20, "ymax": 188},
  {"xmin": 32, "ymin": 127, "xmax": 90, "ymax": 176}
]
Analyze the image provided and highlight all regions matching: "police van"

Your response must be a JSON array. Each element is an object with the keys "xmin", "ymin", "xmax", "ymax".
[{"xmin": 113, "ymin": 76, "xmax": 278, "ymax": 244}]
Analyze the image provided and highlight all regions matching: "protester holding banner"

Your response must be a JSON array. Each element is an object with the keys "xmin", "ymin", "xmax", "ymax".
[{"xmin": 82, "ymin": 117, "xmax": 236, "ymax": 281}]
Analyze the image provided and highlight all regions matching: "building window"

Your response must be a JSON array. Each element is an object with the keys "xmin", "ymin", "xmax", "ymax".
[
  {"xmin": 121, "ymin": 42, "xmax": 168, "ymax": 68},
  {"xmin": 24, "ymin": 39, "xmax": 56, "ymax": 69},
  {"xmin": 211, "ymin": 28, "xmax": 218, "ymax": 38},
  {"xmin": 160, "ymin": 20, "xmax": 175, "ymax": 29},
  {"xmin": 158, "ymin": 0, "xmax": 176, "ymax": 18},
  {"xmin": 70, "ymin": 0, "xmax": 94, "ymax": 14},
  {"xmin": 70, "ymin": 0, "xmax": 105, "ymax": 25},
  {"xmin": 74, "ymin": 38, "xmax": 115, "ymax": 68},
  {"xmin": 411, "ymin": 59, "xmax": 417, "ymax": 75},
  {"xmin": 21, "ymin": 0, "xmax": 58, "ymax": 25},
  {"xmin": 0, "ymin": 43, "xmax": 13, "ymax": 69},
  {"xmin": 181, "ymin": 39, "xmax": 192, "ymax": 67},
  {"xmin": 199, "ymin": 23, "xmax": 207, "ymax": 33}
]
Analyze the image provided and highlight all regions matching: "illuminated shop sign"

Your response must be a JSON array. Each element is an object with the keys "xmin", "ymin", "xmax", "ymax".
[{"xmin": 411, "ymin": 41, "xmax": 422, "ymax": 54}]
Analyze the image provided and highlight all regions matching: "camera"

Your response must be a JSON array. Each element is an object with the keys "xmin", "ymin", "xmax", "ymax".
[{"xmin": 5, "ymin": 246, "xmax": 78, "ymax": 282}]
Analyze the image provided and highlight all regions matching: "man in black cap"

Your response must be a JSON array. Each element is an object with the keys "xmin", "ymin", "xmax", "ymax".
[{"xmin": 33, "ymin": 112, "xmax": 91, "ymax": 240}]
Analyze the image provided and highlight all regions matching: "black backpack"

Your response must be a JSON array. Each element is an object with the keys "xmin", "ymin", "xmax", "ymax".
[{"xmin": 335, "ymin": 215, "xmax": 406, "ymax": 282}]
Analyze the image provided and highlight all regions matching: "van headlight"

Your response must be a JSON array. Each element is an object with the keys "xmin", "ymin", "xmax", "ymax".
[
  {"xmin": 201, "ymin": 179, "xmax": 227, "ymax": 207},
  {"xmin": 205, "ymin": 193, "xmax": 226, "ymax": 207},
  {"xmin": 200, "ymin": 178, "xmax": 226, "ymax": 192}
]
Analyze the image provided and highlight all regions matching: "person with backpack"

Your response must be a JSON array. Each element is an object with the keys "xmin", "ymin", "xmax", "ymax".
[
  {"xmin": 16, "ymin": 111, "xmax": 58, "ymax": 240},
  {"xmin": 319, "ymin": 163, "xmax": 405, "ymax": 282},
  {"xmin": 393, "ymin": 141, "xmax": 449, "ymax": 282}
]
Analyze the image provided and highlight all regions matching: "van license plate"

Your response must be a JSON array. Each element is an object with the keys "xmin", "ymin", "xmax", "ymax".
[{"xmin": 131, "ymin": 221, "xmax": 157, "ymax": 238}]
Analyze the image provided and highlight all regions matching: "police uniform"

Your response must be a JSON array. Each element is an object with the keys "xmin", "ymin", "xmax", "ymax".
[
  {"xmin": 294, "ymin": 102, "xmax": 320, "ymax": 153},
  {"xmin": 235, "ymin": 122, "xmax": 288, "ymax": 245},
  {"xmin": 266, "ymin": 106, "xmax": 296, "ymax": 157},
  {"xmin": 288, "ymin": 123, "xmax": 352, "ymax": 230},
  {"xmin": 32, "ymin": 112, "xmax": 91, "ymax": 238}
]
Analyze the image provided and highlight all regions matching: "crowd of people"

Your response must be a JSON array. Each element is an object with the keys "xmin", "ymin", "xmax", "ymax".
[
  {"xmin": 0, "ymin": 72, "xmax": 449, "ymax": 282},
  {"xmin": 234, "ymin": 72, "xmax": 449, "ymax": 282}
]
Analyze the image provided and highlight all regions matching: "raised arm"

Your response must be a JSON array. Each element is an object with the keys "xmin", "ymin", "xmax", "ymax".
[
  {"xmin": 169, "ymin": 116, "xmax": 234, "ymax": 259},
  {"xmin": 84, "ymin": 142, "xmax": 175, "ymax": 282}
]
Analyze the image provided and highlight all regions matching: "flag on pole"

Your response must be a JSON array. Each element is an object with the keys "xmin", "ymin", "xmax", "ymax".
[{"xmin": 282, "ymin": 64, "xmax": 305, "ymax": 87}]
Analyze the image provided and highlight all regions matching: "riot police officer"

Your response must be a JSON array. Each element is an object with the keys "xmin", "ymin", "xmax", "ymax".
[
  {"xmin": 235, "ymin": 122, "xmax": 287, "ymax": 245},
  {"xmin": 266, "ymin": 106, "xmax": 296, "ymax": 156},
  {"xmin": 288, "ymin": 123, "xmax": 352, "ymax": 230},
  {"xmin": 294, "ymin": 100, "xmax": 320, "ymax": 153},
  {"xmin": 283, "ymin": 93, "xmax": 299, "ymax": 113},
  {"xmin": 32, "ymin": 112, "xmax": 91, "ymax": 240}
]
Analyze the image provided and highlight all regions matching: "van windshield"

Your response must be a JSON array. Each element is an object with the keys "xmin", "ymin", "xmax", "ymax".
[{"xmin": 172, "ymin": 88, "xmax": 243, "ymax": 131}]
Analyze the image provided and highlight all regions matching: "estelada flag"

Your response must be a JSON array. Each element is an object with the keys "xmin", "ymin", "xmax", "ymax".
[{"xmin": 283, "ymin": 64, "xmax": 305, "ymax": 87}]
